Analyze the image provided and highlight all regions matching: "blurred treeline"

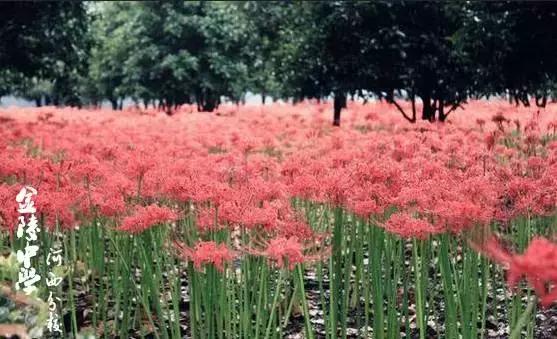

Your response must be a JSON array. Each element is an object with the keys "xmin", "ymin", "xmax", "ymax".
[{"xmin": 1, "ymin": 1, "xmax": 557, "ymax": 123}]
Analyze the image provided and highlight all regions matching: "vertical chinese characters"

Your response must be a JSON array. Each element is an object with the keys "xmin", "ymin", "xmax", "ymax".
[
  {"xmin": 15, "ymin": 186, "xmax": 41, "ymax": 294},
  {"xmin": 46, "ymin": 245, "xmax": 63, "ymax": 333}
]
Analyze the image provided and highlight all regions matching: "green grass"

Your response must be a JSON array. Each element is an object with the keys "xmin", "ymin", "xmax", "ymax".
[{"xmin": 1, "ymin": 203, "xmax": 551, "ymax": 338}]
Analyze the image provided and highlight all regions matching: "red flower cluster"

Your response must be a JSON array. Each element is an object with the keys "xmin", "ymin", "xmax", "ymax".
[
  {"xmin": 265, "ymin": 236, "xmax": 305, "ymax": 270},
  {"xmin": 1, "ymin": 100, "xmax": 557, "ymax": 271},
  {"xmin": 175, "ymin": 240, "xmax": 234, "ymax": 272},
  {"xmin": 118, "ymin": 205, "xmax": 178, "ymax": 233},
  {"xmin": 477, "ymin": 236, "xmax": 557, "ymax": 308},
  {"xmin": 382, "ymin": 212, "xmax": 441, "ymax": 239}
]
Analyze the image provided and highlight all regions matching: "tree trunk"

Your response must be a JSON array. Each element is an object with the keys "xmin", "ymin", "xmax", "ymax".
[
  {"xmin": 35, "ymin": 98, "xmax": 41, "ymax": 107},
  {"xmin": 262, "ymin": 92, "xmax": 266, "ymax": 105},
  {"xmin": 200, "ymin": 97, "xmax": 218, "ymax": 112},
  {"xmin": 197, "ymin": 89, "xmax": 220, "ymax": 112},
  {"xmin": 410, "ymin": 93, "xmax": 416, "ymax": 121},
  {"xmin": 110, "ymin": 99, "xmax": 118, "ymax": 110},
  {"xmin": 333, "ymin": 92, "xmax": 346, "ymax": 126},
  {"xmin": 535, "ymin": 95, "xmax": 547, "ymax": 108},
  {"xmin": 421, "ymin": 94, "xmax": 434, "ymax": 122},
  {"xmin": 438, "ymin": 99, "xmax": 446, "ymax": 122}
]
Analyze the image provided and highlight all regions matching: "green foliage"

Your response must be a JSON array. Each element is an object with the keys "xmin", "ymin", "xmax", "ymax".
[
  {"xmin": 238, "ymin": 2, "xmax": 289, "ymax": 103},
  {"xmin": 272, "ymin": 2, "xmax": 474, "ymax": 122},
  {"xmin": 2, "ymin": 1, "xmax": 557, "ymax": 120},
  {"xmin": 461, "ymin": 2, "xmax": 557, "ymax": 107},
  {"xmin": 0, "ymin": 2, "xmax": 90, "ymax": 105},
  {"xmin": 87, "ymin": 2, "xmax": 250, "ymax": 112},
  {"xmin": 271, "ymin": 1, "xmax": 557, "ymax": 124}
]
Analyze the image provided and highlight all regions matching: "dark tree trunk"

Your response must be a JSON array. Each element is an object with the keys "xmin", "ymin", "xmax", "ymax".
[
  {"xmin": 421, "ymin": 94, "xmax": 435, "ymax": 122},
  {"xmin": 199, "ymin": 97, "xmax": 219, "ymax": 112},
  {"xmin": 160, "ymin": 99, "xmax": 173, "ymax": 115},
  {"xmin": 197, "ymin": 89, "xmax": 220, "ymax": 112},
  {"xmin": 333, "ymin": 92, "xmax": 346, "ymax": 126},
  {"xmin": 535, "ymin": 95, "xmax": 547, "ymax": 108},
  {"xmin": 262, "ymin": 92, "xmax": 266, "ymax": 105},
  {"xmin": 521, "ymin": 95, "xmax": 530, "ymax": 107},
  {"xmin": 438, "ymin": 99, "xmax": 446, "ymax": 122},
  {"xmin": 410, "ymin": 93, "xmax": 416, "ymax": 121},
  {"xmin": 35, "ymin": 98, "xmax": 41, "ymax": 107}
]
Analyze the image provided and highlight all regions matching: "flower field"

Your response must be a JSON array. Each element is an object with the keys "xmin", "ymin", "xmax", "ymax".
[{"xmin": 0, "ymin": 100, "xmax": 556, "ymax": 338}]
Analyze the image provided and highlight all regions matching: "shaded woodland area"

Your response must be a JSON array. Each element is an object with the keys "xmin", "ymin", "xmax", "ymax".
[{"xmin": 2, "ymin": 1, "xmax": 557, "ymax": 124}]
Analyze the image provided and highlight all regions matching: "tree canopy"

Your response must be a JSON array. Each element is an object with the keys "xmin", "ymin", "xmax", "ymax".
[{"xmin": 1, "ymin": 1, "xmax": 557, "ymax": 124}]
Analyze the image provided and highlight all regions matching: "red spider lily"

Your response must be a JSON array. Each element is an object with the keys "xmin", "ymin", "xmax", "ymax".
[
  {"xmin": 194, "ymin": 207, "xmax": 219, "ymax": 232},
  {"xmin": 123, "ymin": 149, "xmax": 156, "ymax": 180},
  {"xmin": 71, "ymin": 157, "xmax": 106, "ymax": 184},
  {"xmin": 45, "ymin": 160, "xmax": 73, "ymax": 187},
  {"xmin": 118, "ymin": 204, "xmax": 178, "ymax": 233},
  {"xmin": 174, "ymin": 240, "xmax": 235, "ymax": 272},
  {"xmin": 473, "ymin": 235, "xmax": 557, "ymax": 308},
  {"xmin": 381, "ymin": 212, "xmax": 442, "ymax": 239},
  {"xmin": 24, "ymin": 181, "xmax": 84, "ymax": 231},
  {"xmin": 548, "ymin": 119, "xmax": 557, "ymax": 134},
  {"xmin": 485, "ymin": 132, "xmax": 497, "ymax": 151},
  {"xmin": 275, "ymin": 217, "xmax": 314, "ymax": 240},
  {"xmin": 78, "ymin": 185, "xmax": 126, "ymax": 218},
  {"xmin": 2, "ymin": 100, "xmax": 557, "ymax": 249},
  {"xmin": 0, "ymin": 184, "xmax": 20, "ymax": 232},
  {"xmin": 0, "ymin": 148, "xmax": 44, "ymax": 182},
  {"xmin": 265, "ymin": 237, "xmax": 305, "ymax": 270},
  {"xmin": 242, "ymin": 234, "xmax": 330, "ymax": 270}
]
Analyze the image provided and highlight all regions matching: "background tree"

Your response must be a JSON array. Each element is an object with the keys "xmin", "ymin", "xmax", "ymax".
[
  {"xmin": 274, "ymin": 1, "xmax": 476, "ymax": 125},
  {"xmin": 240, "ymin": 1, "xmax": 288, "ymax": 103},
  {"xmin": 274, "ymin": 2, "xmax": 367, "ymax": 126},
  {"xmin": 462, "ymin": 2, "xmax": 557, "ymax": 107},
  {"xmin": 87, "ymin": 2, "xmax": 250, "ymax": 113},
  {"xmin": 375, "ymin": 2, "xmax": 472, "ymax": 122},
  {"xmin": 2, "ymin": 1, "xmax": 557, "ymax": 124},
  {"xmin": 0, "ymin": 2, "xmax": 89, "ymax": 105}
]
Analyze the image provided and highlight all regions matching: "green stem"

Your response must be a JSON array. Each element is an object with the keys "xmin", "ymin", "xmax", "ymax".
[
  {"xmin": 264, "ymin": 270, "xmax": 284, "ymax": 339},
  {"xmin": 296, "ymin": 265, "xmax": 314, "ymax": 339},
  {"xmin": 412, "ymin": 239, "xmax": 426, "ymax": 339},
  {"xmin": 509, "ymin": 296, "xmax": 536, "ymax": 339}
]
